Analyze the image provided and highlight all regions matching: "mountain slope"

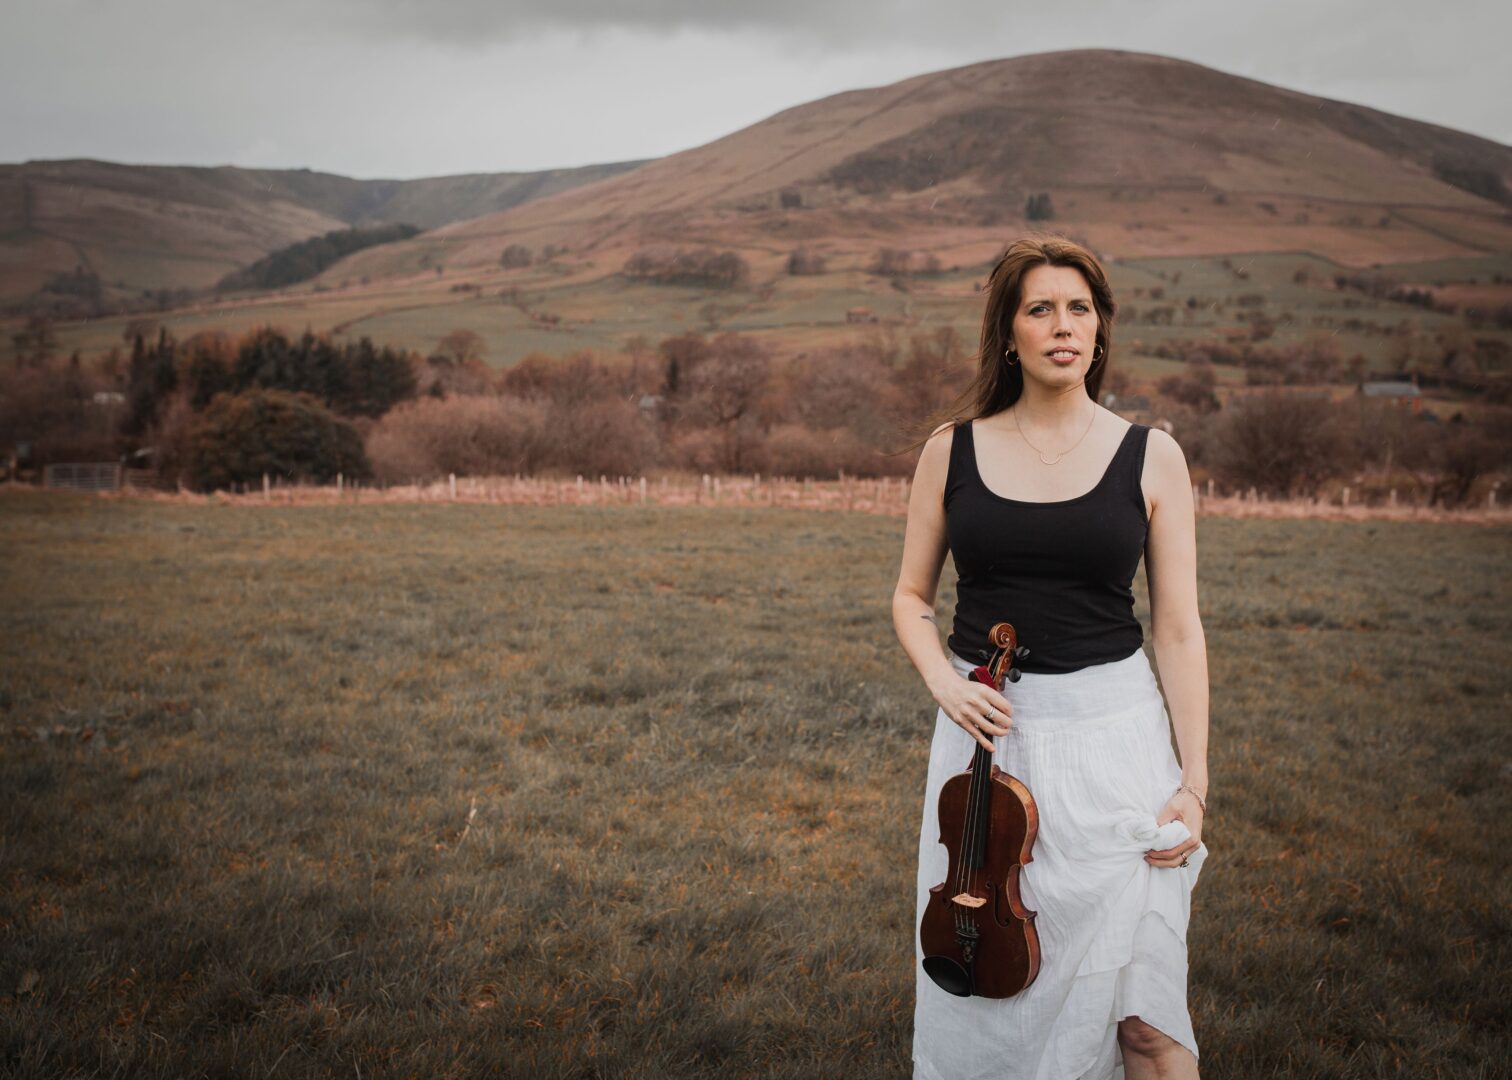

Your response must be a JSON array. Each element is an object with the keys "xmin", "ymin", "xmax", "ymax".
[
  {"xmin": 0, "ymin": 157, "xmax": 646, "ymax": 300},
  {"xmin": 330, "ymin": 49, "xmax": 1509, "ymax": 279}
]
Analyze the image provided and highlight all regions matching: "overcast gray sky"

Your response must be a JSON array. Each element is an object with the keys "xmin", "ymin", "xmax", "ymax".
[{"xmin": 3, "ymin": 0, "xmax": 1508, "ymax": 180}]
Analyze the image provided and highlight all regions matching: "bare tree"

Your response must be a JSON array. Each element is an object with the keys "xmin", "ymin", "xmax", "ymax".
[
  {"xmin": 434, "ymin": 330, "xmax": 486, "ymax": 367},
  {"xmin": 684, "ymin": 334, "xmax": 773, "ymax": 471},
  {"xmin": 1211, "ymin": 392, "xmax": 1345, "ymax": 496}
]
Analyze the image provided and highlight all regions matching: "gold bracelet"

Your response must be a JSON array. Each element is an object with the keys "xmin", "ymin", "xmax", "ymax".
[{"xmin": 1174, "ymin": 784, "xmax": 1207, "ymax": 814}]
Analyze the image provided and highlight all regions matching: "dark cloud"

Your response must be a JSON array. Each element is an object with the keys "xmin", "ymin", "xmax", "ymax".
[
  {"xmin": 334, "ymin": 0, "xmax": 990, "ymax": 46},
  {"xmin": 1, "ymin": 0, "xmax": 1505, "ymax": 179}
]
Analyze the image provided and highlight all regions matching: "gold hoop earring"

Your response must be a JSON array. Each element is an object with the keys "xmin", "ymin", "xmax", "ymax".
[{"xmin": 1004, "ymin": 347, "xmax": 1019, "ymax": 366}]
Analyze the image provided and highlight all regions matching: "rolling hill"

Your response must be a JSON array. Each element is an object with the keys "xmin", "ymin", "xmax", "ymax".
[
  {"xmin": 12, "ymin": 49, "xmax": 1512, "ymax": 376},
  {"xmin": 326, "ymin": 48, "xmax": 1512, "ymax": 284},
  {"xmin": 0, "ymin": 157, "xmax": 646, "ymax": 301}
]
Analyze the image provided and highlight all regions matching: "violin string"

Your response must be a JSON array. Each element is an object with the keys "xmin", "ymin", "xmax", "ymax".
[
  {"xmin": 955, "ymin": 651, "xmax": 997, "ymax": 935},
  {"xmin": 969, "ymin": 651, "xmax": 998, "ymax": 903},
  {"xmin": 955, "ymin": 665, "xmax": 991, "ymax": 901},
  {"xmin": 958, "ymin": 754, "xmax": 979, "ymax": 940},
  {"xmin": 954, "ymin": 735, "xmax": 972, "ymax": 934},
  {"xmin": 955, "ymin": 669, "xmax": 985, "ymax": 938},
  {"xmin": 966, "ymin": 645, "xmax": 1006, "ymax": 916}
]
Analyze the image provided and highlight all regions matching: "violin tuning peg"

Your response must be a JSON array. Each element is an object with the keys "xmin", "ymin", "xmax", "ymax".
[
  {"xmin": 1014, "ymin": 646, "xmax": 1030, "ymax": 659},
  {"xmin": 1007, "ymin": 667, "xmax": 1022, "ymax": 683}
]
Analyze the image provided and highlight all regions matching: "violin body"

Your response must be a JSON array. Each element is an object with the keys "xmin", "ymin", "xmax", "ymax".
[{"xmin": 920, "ymin": 622, "xmax": 1042, "ymax": 999}]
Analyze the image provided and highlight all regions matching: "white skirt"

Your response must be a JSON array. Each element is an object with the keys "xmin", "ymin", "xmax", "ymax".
[{"xmin": 913, "ymin": 648, "xmax": 1208, "ymax": 1080}]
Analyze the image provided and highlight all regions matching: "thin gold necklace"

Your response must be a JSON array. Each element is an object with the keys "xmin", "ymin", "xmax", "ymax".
[{"xmin": 1013, "ymin": 402, "xmax": 1097, "ymax": 465}]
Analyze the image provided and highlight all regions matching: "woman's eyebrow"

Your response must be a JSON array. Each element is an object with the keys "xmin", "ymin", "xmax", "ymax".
[{"xmin": 1024, "ymin": 296, "xmax": 1092, "ymax": 305}]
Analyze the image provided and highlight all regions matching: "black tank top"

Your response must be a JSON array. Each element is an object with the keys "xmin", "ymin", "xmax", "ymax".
[{"xmin": 944, "ymin": 418, "xmax": 1151, "ymax": 674}]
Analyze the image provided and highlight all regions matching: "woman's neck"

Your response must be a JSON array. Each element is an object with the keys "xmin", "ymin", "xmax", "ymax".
[{"xmin": 1013, "ymin": 380, "xmax": 1095, "ymax": 433}]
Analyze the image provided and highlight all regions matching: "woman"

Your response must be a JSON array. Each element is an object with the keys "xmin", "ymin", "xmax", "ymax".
[{"xmin": 892, "ymin": 235, "xmax": 1209, "ymax": 1080}]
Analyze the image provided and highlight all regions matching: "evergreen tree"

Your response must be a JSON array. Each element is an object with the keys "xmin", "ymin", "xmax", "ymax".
[{"xmin": 187, "ymin": 388, "xmax": 370, "ymax": 491}]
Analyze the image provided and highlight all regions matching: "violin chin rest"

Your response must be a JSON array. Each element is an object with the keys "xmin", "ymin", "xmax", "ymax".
[{"xmin": 923, "ymin": 954, "xmax": 973, "ymax": 998}]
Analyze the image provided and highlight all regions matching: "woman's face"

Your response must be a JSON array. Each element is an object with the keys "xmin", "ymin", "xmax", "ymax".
[{"xmin": 1007, "ymin": 263, "xmax": 1100, "ymax": 393}]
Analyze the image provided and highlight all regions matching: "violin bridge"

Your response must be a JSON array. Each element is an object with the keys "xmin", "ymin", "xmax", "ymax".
[{"xmin": 950, "ymin": 892, "xmax": 986, "ymax": 909}]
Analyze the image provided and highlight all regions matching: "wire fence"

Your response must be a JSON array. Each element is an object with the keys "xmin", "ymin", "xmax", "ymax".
[{"xmin": 17, "ymin": 467, "xmax": 1503, "ymax": 524}]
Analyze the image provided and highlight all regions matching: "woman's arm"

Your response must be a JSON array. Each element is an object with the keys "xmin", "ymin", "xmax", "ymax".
[
  {"xmin": 892, "ymin": 424, "xmax": 1012, "ymax": 751},
  {"xmin": 1142, "ymin": 428, "xmax": 1208, "ymax": 865}
]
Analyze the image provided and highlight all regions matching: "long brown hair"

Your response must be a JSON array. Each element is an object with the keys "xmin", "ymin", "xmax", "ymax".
[{"xmin": 899, "ymin": 233, "xmax": 1118, "ymax": 452}]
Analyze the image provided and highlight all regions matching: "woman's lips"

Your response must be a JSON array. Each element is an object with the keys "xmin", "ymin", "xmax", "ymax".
[{"xmin": 1047, "ymin": 349, "xmax": 1079, "ymax": 364}]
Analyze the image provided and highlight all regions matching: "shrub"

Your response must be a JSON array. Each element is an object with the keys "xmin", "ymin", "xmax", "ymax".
[
  {"xmin": 780, "ymin": 347, "xmax": 889, "ymax": 435},
  {"xmin": 500, "ymin": 244, "xmax": 533, "ymax": 269},
  {"xmin": 1209, "ymin": 393, "xmax": 1345, "ymax": 496},
  {"xmin": 543, "ymin": 398, "xmax": 661, "ymax": 477},
  {"xmin": 1427, "ymin": 423, "xmax": 1512, "ymax": 507},
  {"xmin": 366, "ymin": 394, "xmax": 551, "ymax": 483},
  {"xmin": 1157, "ymin": 362, "xmax": 1220, "ymax": 413},
  {"xmin": 758, "ymin": 424, "xmax": 878, "ymax": 479},
  {"xmin": 500, "ymin": 352, "xmax": 623, "ymax": 407},
  {"xmin": 787, "ymin": 248, "xmax": 827, "ymax": 275},
  {"xmin": 622, "ymin": 248, "xmax": 749, "ymax": 289},
  {"xmin": 869, "ymin": 249, "xmax": 913, "ymax": 277},
  {"xmin": 868, "ymin": 249, "xmax": 941, "ymax": 277},
  {"xmin": 187, "ymin": 389, "xmax": 369, "ymax": 491},
  {"xmin": 0, "ymin": 358, "xmax": 117, "ymax": 466}
]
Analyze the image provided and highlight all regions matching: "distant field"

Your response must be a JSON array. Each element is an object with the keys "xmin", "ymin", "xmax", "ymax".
[
  {"xmin": 28, "ymin": 249, "xmax": 1512, "ymax": 380},
  {"xmin": 1, "ymin": 491, "xmax": 1507, "ymax": 1078}
]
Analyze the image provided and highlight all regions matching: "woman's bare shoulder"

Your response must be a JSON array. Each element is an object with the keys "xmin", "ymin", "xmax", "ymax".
[
  {"xmin": 1142, "ymin": 426, "xmax": 1193, "ymax": 506},
  {"xmin": 912, "ymin": 420, "xmax": 958, "ymax": 487},
  {"xmin": 1145, "ymin": 426, "xmax": 1188, "ymax": 469},
  {"xmin": 923, "ymin": 419, "xmax": 958, "ymax": 453}
]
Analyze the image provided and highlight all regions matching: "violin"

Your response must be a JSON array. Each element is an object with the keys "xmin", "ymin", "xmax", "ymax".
[{"xmin": 920, "ymin": 621, "xmax": 1042, "ymax": 998}]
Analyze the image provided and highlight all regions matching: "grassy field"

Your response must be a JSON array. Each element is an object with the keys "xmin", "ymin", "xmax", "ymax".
[
  {"xmin": 34, "ymin": 250, "xmax": 1512, "ymax": 384},
  {"xmin": 1, "ymin": 491, "xmax": 1508, "ymax": 1078}
]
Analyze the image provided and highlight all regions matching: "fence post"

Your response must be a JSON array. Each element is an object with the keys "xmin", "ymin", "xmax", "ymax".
[
  {"xmin": 1489, "ymin": 482, "xmax": 1500, "ymax": 509},
  {"xmin": 263, "ymin": 473, "xmax": 270, "ymax": 501},
  {"xmin": 1389, "ymin": 488, "xmax": 1397, "ymax": 508}
]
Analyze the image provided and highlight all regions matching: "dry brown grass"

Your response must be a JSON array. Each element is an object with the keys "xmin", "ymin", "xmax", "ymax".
[
  {"xmin": 1, "ymin": 490, "xmax": 1508, "ymax": 1077},
  {"xmin": 52, "ymin": 477, "xmax": 1512, "ymax": 528}
]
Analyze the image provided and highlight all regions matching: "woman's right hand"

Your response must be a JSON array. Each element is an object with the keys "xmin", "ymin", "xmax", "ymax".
[{"xmin": 930, "ymin": 672, "xmax": 1013, "ymax": 751}]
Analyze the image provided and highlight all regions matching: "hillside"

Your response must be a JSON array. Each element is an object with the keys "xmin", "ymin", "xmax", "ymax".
[
  {"xmin": 14, "ymin": 49, "xmax": 1512, "ymax": 381},
  {"xmin": 329, "ymin": 48, "xmax": 1512, "ymax": 282},
  {"xmin": 0, "ymin": 157, "xmax": 646, "ymax": 301}
]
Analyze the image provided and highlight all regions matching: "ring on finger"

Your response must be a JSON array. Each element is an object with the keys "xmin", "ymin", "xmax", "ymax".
[{"xmin": 985, "ymin": 706, "xmax": 996, "ymax": 722}]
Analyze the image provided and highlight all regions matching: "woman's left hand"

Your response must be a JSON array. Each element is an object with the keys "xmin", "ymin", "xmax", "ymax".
[{"xmin": 1145, "ymin": 790, "xmax": 1203, "ymax": 868}]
